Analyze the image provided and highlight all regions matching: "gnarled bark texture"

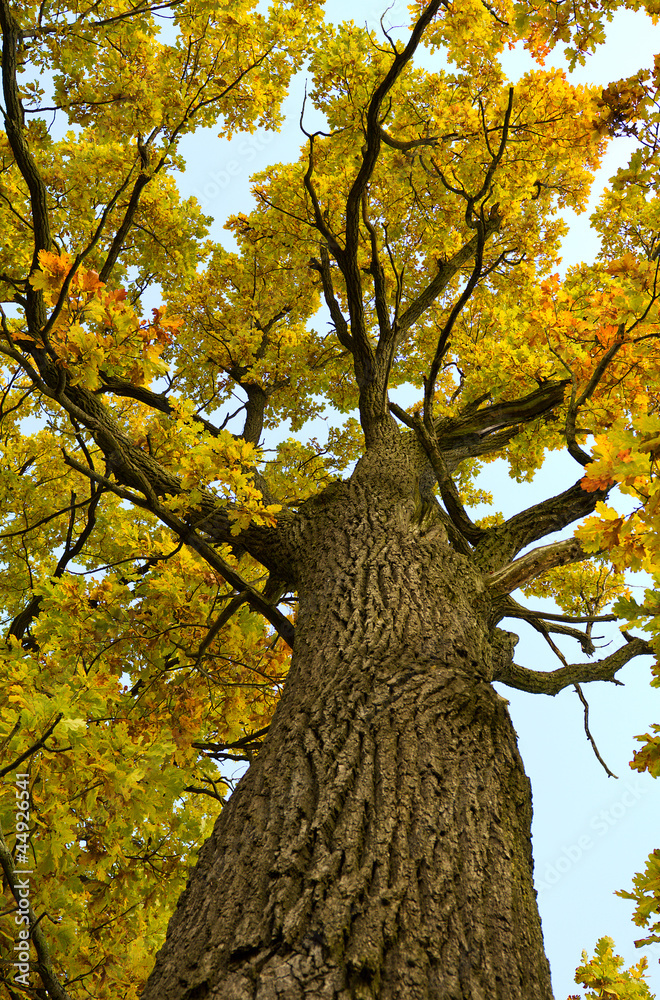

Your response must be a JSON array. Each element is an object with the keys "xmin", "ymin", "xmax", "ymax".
[{"xmin": 143, "ymin": 435, "xmax": 553, "ymax": 1000}]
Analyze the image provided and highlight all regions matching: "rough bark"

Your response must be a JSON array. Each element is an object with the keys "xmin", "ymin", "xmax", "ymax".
[{"xmin": 143, "ymin": 434, "xmax": 553, "ymax": 1000}]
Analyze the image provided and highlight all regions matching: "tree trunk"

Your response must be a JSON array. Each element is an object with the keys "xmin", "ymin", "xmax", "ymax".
[{"xmin": 143, "ymin": 449, "xmax": 554, "ymax": 1000}]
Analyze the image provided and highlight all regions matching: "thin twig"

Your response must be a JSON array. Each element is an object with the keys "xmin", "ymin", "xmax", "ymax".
[
  {"xmin": 0, "ymin": 714, "xmax": 63, "ymax": 779},
  {"xmin": 574, "ymin": 682, "xmax": 618, "ymax": 778}
]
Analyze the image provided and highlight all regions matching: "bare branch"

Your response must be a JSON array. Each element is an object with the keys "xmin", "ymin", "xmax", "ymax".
[
  {"xmin": 310, "ymin": 247, "xmax": 353, "ymax": 351},
  {"xmin": 192, "ymin": 726, "xmax": 269, "ymax": 763},
  {"xmin": 563, "ymin": 329, "xmax": 625, "ymax": 467},
  {"xmin": 495, "ymin": 594, "xmax": 602, "ymax": 655},
  {"xmin": 98, "ymin": 160, "xmax": 151, "ymax": 284},
  {"xmin": 193, "ymin": 591, "xmax": 250, "ymax": 669},
  {"xmin": 574, "ymin": 682, "xmax": 617, "ymax": 778},
  {"xmin": 405, "ymin": 409, "xmax": 485, "ymax": 543},
  {"xmin": 183, "ymin": 783, "xmax": 225, "ymax": 802},
  {"xmin": 494, "ymin": 635, "xmax": 653, "ymax": 695},
  {"xmin": 302, "ymin": 135, "xmax": 343, "ymax": 252},
  {"xmin": 477, "ymin": 475, "xmax": 608, "ymax": 570},
  {"xmin": 484, "ymin": 538, "xmax": 587, "ymax": 594},
  {"xmin": 423, "ymin": 216, "xmax": 488, "ymax": 428}
]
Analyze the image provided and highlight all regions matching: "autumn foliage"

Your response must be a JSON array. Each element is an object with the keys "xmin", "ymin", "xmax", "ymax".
[{"xmin": 1, "ymin": 0, "xmax": 660, "ymax": 996}]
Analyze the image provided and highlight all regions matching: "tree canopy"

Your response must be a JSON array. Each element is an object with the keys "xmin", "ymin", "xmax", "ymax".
[{"xmin": 1, "ymin": 0, "xmax": 660, "ymax": 997}]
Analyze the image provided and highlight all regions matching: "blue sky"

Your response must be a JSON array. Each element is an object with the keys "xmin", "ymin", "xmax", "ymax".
[{"xmin": 173, "ymin": 4, "xmax": 660, "ymax": 995}]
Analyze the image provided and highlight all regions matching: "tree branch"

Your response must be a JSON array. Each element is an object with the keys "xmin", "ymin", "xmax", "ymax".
[
  {"xmin": 311, "ymin": 247, "xmax": 352, "ymax": 350},
  {"xmin": 394, "ymin": 217, "xmax": 502, "ymax": 341},
  {"xmin": 477, "ymin": 476, "xmax": 609, "ymax": 571},
  {"xmin": 0, "ymin": 715, "xmax": 64, "ymax": 779},
  {"xmin": 192, "ymin": 725, "xmax": 269, "ymax": 762},
  {"xmin": 59, "ymin": 450, "xmax": 295, "ymax": 647},
  {"xmin": 342, "ymin": 0, "xmax": 447, "ymax": 441},
  {"xmin": 362, "ymin": 189, "xmax": 391, "ymax": 341},
  {"xmin": 494, "ymin": 636, "xmax": 653, "ymax": 694},
  {"xmin": 0, "ymin": 825, "xmax": 74, "ymax": 1000},
  {"xmin": 193, "ymin": 591, "xmax": 250, "ymax": 668},
  {"xmin": 423, "ymin": 222, "xmax": 490, "ymax": 428},
  {"xmin": 344, "ymin": 0, "xmax": 446, "ymax": 258},
  {"xmin": 574, "ymin": 681, "xmax": 617, "ymax": 778},
  {"xmin": 563, "ymin": 329, "xmax": 625, "ymax": 467},
  {"xmin": 429, "ymin": 379, "xmax": 569, "ymax": 471},
  {"xmin": 412, "ymin": 89, "xmax": 515, "ymax": 415},
  {"xmin": 0, "ymin": 0, "xmax": 50, "ymax": 332},
  {"xmin": 494, "ymin": 594, "xmax": 603, "ymax": 654},
  {"xmin": 97, "ymin": 375, "xmax": 228, "ymax": 441},
  {"xmin": 404, "ymin": 409, "xmax": 485, "ymax": 543},
  {"xmin": 484, "ymin": 538, "xmax": 587, "ymax": 594},
  {"xmin": 377, "ymin": 126, "xmax": 442, "ymax": 151}
]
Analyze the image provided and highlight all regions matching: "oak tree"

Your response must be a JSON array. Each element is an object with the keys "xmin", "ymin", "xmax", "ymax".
[{"xmin": 1, "ymin": 0, "xmax": 660, "ymax": 997}]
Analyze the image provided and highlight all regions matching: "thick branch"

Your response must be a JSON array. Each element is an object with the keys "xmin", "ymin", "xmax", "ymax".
[
  {"xmin": 395, "ymin": 381, "xmax": 573, "ymax": 548},
  {"xmin": 342, "ymin": 1, "xmax": 446, "ymax": 441},
  {"xmin": 495, "ymin": 636, "xmax": 653, "ymax": 694},
  {"xmin": 10, "ymin": 341, "xmax": 289, "ymax": 586},
  {"xmin": 494, "ymin": 594, "xmax": 605, "ymax": 655},
  {"xmin": 192, "ymin": 726, "xmax": 269, "ymax": 762},
  {"xmin": 429, "ymin": 379, "xmax": 569, "ymax": 472},
  {"xmin": 478, "ymin": 477, "xmax": 609, "ymax": 571},
  {"xmin": 97, "ymin": 375, "xmax": 225, "ymax": 440},
  {"xmin": 395, "ymin": 218, "xmax": 501, "ymax": 341},
  {"xmin": 239, "ymin": 383, "xmax": 268, "ymax": 446},
  {"xmin": 377, "ymin": 127, "xmax": 442, "ymax": 151},
  {"xmin": 362, "ymin": 190, "xmax": 391, "ymax": 341},
  {"xmin": 484, "ymin": 538, "xmax": 587, "ymax": 594},
  {"xmin": 168, "ymin": 528, "xmax": 294, "ymax": 648},
  {"xmin": 404, "ymin": 410, "xmax": 485, "ymax": 543},
  {"xmin": 8, "ymin": 594, "xmax": 43, "ymax": 645},
  {"xmin": 0, "ymin": 0, "xmax": 50, "ymax": 330},
  {"xmin": 99, "ymin": 154, "xmax": 151, "ymax": 284}
]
